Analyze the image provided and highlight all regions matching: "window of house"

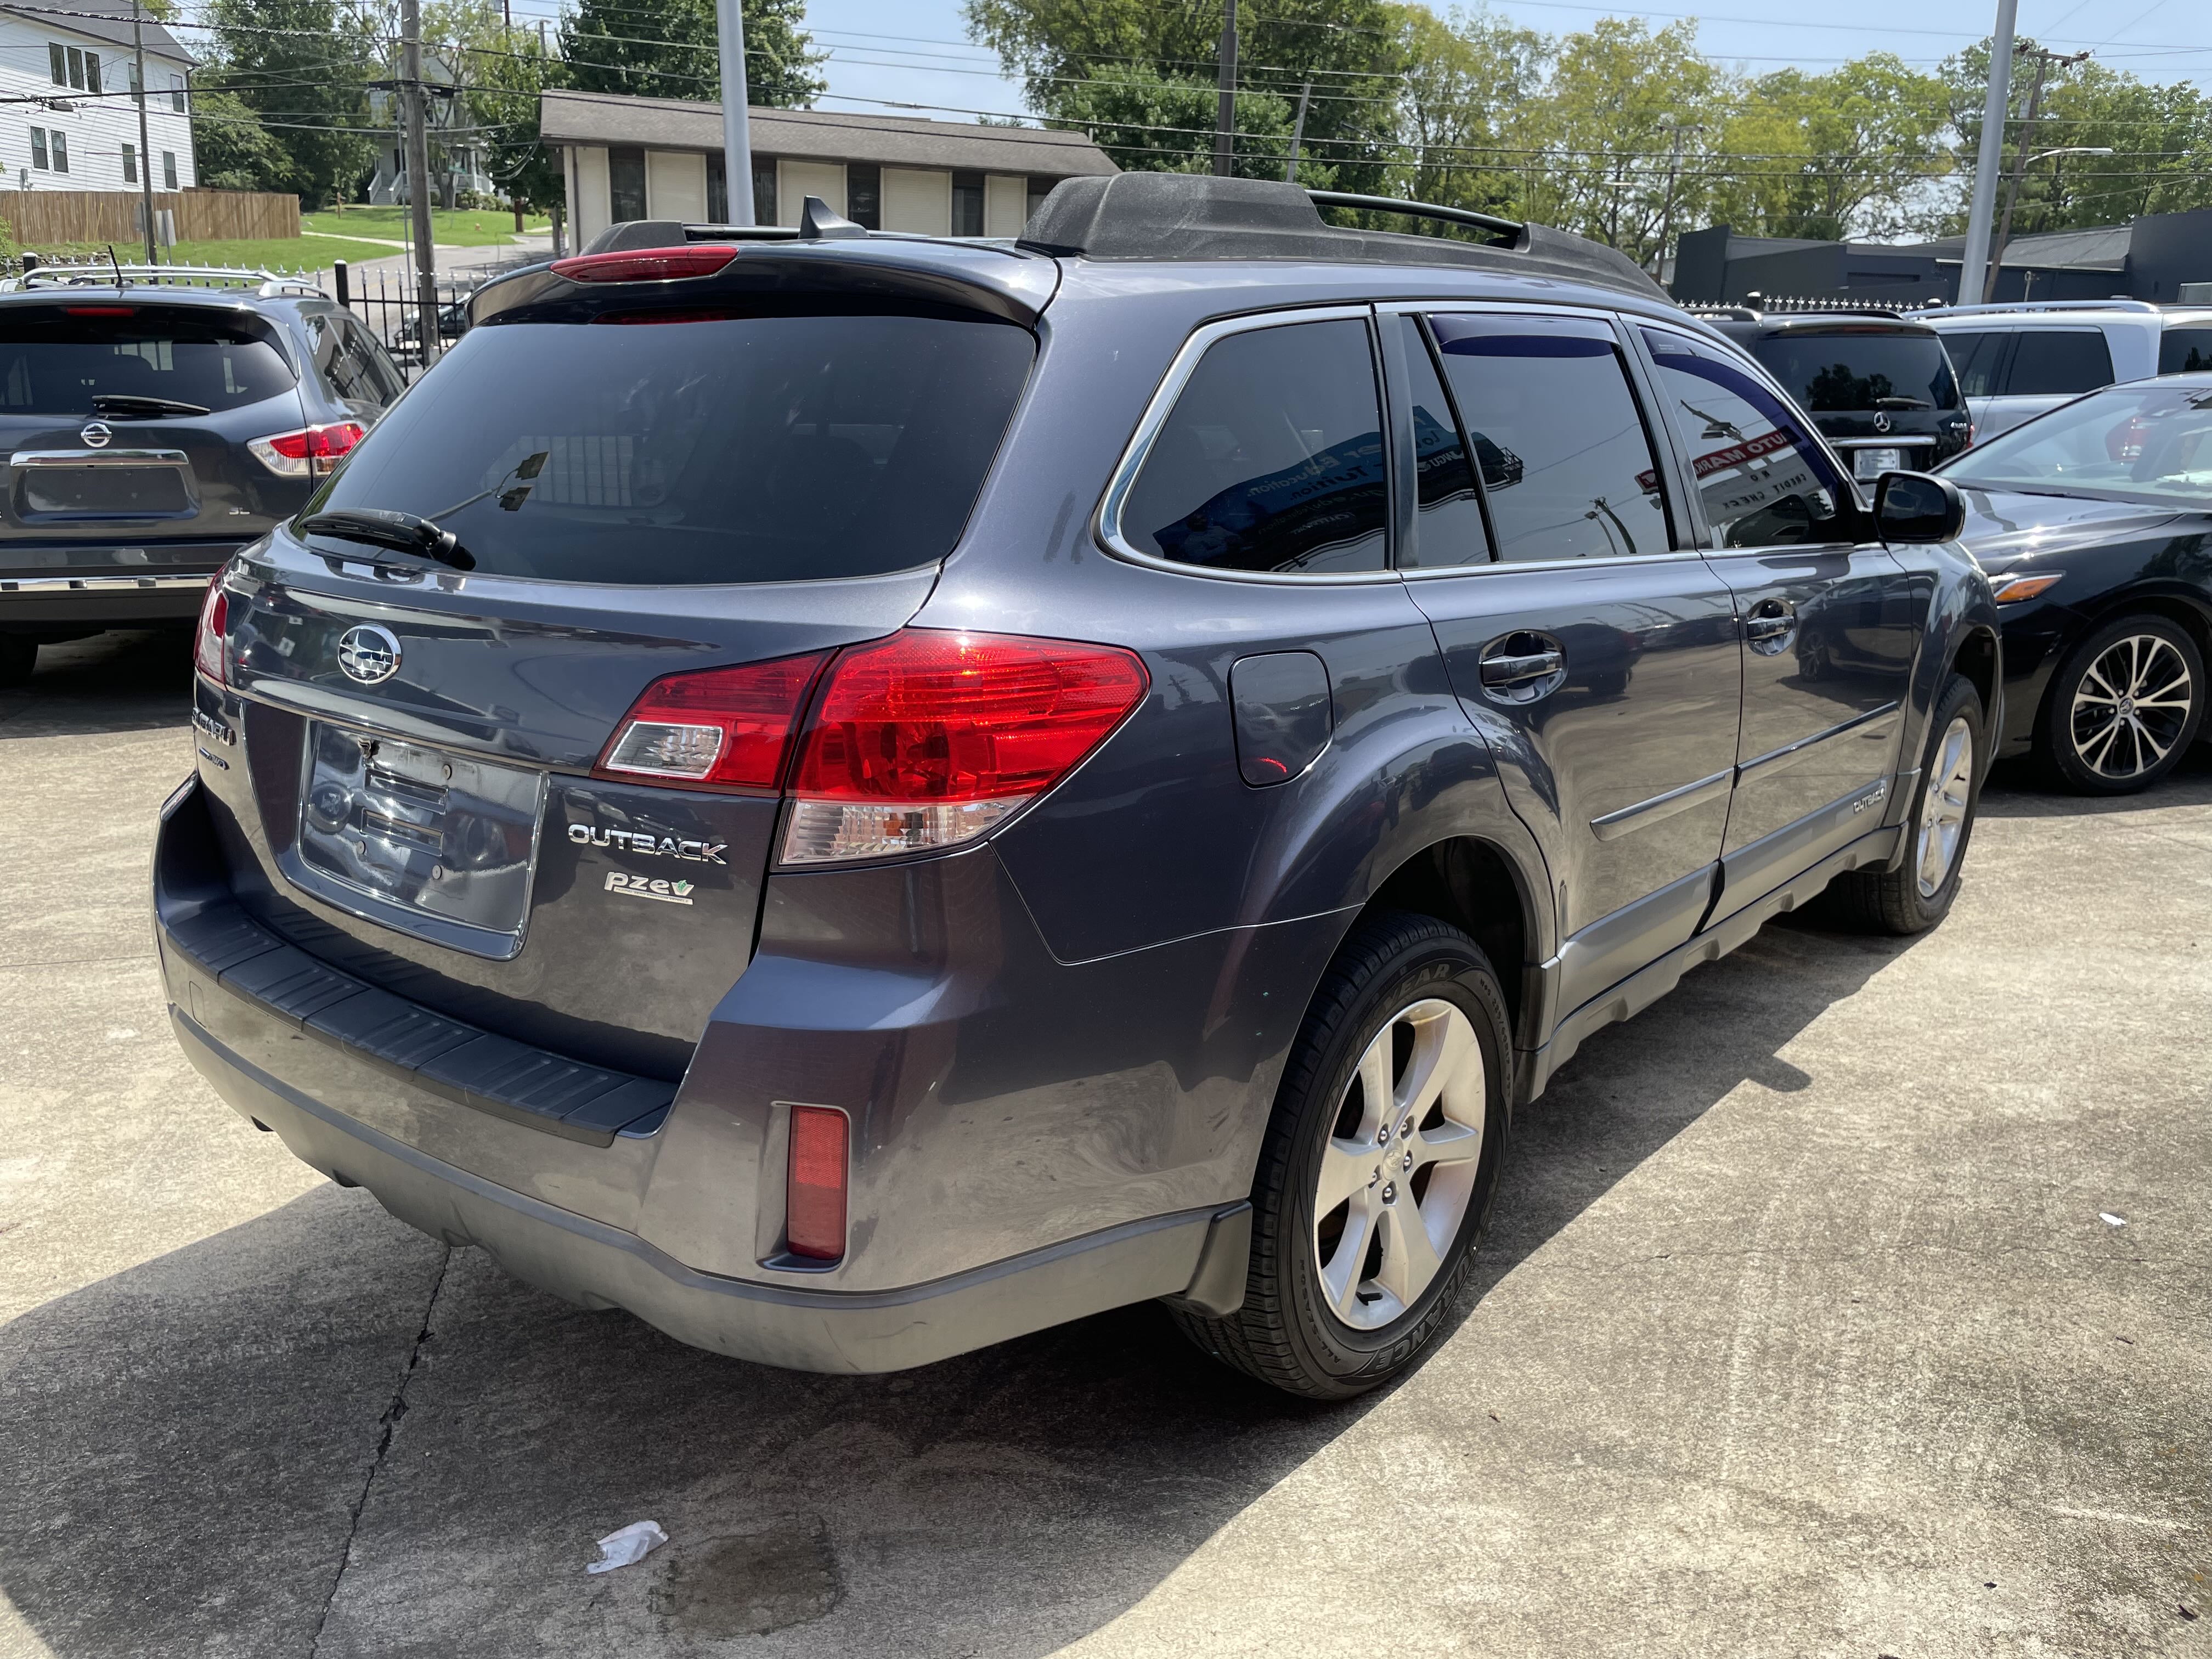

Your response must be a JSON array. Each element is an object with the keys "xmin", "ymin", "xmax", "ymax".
[
  {"xmin": 161, "ymin": 150, "xmax": 177, "ymax": 190},
  {"xmin": 52, "ymin": 132, "xmax": 69, "ymax": 174},
  {"xmin": 1027, "ymin": 176, "xmax": 1054, "ymax": 221},
  {"xmin": 847, "ymin": 163, "xmax": 882, "ymax": 230},
  {"xmin": 170, "ymin": 73, "xmax": 186, "ymax": 113},
  {"xmin": 129, "ymin": 62, "xmax": 142, "ymax": 93},
  {"xmin": 85, "ymin": 52, "xmax": 101, "ymax": 89},
  {"xmin": 751, "ymin": 159, "xmax": 776, "ymax": 225},
  {"xmin": 1427, "ymin": 314, "xmax": 1673, "ymax": 562},
  {"xmin": 952, "ymin": 171, "xmax": 985, "ymax": 238},
  {"xmin": 1641, "ymin": 326, "xmax": 1855, "ymax": 550},
  {"xmin": 1118, "ymin": 318, "xmax": 1390, "ymax": 574},
  {"xmin": 49, "ymin": 43, "xmax": 66, "ymax": 85},
  {"xmin": 65, "ymin": 46, "xmax": 85, "ymax": 89},
  {"xmin": 607, "ymin": 146, "xmax": 646, "ymax": 223},
  {"xmin": 30, "ymin": 129, "xmax": 48, "ymax": 171},
  {"xmin": 121, "ymin": 142, "xmax": 136, "ymax": 184}
]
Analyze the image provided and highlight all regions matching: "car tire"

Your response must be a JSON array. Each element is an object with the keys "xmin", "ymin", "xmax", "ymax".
[
  {"xmin": 1171, "ymin": 910, "xmax": 1511, "ymax": 1400},
  {"xmin": 0, "ymin": 635, "xmax": 34, "ymax": 689},
  {"xmin": 2037, "ymin": 614, "xmax": 2204, "ymax": 796},
  {"xmin": 1826, "ymin": 672, "xmax": 1984, "ymax": 936}
]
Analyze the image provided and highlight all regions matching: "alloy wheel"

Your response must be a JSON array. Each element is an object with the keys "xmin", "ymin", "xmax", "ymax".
[
  {"xmin": 1312, "ymin": 997, "xmax": 1487, "ymax": 1331},
  {"xmin": 1916, "ymin": 715, "xmax": 1974, "ymax": 899},
  {"xmin": 2069, "ymin": 633, "xmax": 2196, "ymax": 783}
]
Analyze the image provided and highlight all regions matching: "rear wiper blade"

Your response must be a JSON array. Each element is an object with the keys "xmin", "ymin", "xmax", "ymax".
[
  {"xmin": 298, "ymin": 508, "xmax": 476, "ymax": 571},
  {"xmin": 90, "ymin": 393, "xmax": 212, "ymax": 417},
  {"xmin": 1874, "ymin": 397, "xmax": 1933, "ymax": 410}
]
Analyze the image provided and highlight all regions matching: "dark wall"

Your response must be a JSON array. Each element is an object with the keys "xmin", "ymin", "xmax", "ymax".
[
  {"xmin": 2126, "ymin": 208, "xmax": 2212, "ymax": 302},
  {"xmin": 1670, "ymin": 225, "xmax": 1733, "ymax": 302}
]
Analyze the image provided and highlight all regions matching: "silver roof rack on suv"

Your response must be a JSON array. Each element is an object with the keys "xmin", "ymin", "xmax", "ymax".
[
  {"xmin": 4, "ymin": 262, "xmax": 326, "ymax": 300},
  {"xmin": 1938, "ymin": 298, "xmax": 2160, "ymax": 316}
]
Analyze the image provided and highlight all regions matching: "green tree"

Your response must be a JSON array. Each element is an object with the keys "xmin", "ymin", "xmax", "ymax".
[
  {"xmin": 204, "ymin": 0, "xmax": 380, "ymax": 207},
  {"xmin": 963, "ymin": 0, "xmax": 1407, "ymax": 194},
  {"xmin": 559, "ymin": 0, "xmax": 823, "ymax": 106},
  {"xmin": 1385, "ymin": 5, "xmax": 1547, "ymax": 216},
  {"xmin": 188, "ymin": 85, "xmax": 294, "ymax": 192},
  {"xmin": 1712, "ymin": 57, "xmax": 1954, "ymax": 240}
]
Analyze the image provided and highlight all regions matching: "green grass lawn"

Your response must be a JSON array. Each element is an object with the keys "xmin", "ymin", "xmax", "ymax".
[
  {"xmin": 302, "ymin": 206, "xmax": 550, "ymax": 247},
  {"xmin": 161, "ymin": 234, "xmax": 395, "ymax": 273}
]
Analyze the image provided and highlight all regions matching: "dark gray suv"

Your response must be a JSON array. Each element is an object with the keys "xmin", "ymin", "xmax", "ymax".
[{"xmin": 157, "ymin": 177, "xmax": 2000, "ymax": 1398}]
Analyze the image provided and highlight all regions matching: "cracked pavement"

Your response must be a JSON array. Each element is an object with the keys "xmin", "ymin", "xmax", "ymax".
[{"xmin": 2, "ymin": 628, "xmax": 2207, "ymax": 1657}]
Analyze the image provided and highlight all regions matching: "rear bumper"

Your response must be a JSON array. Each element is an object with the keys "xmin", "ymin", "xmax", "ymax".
[
  {"xmin": 172, "ymin": 1006, "xmax": 1237, "ymax": 1373},
  {"xmin": 1, "ymin": 569, "xmax": 219, "ymax": 625}
]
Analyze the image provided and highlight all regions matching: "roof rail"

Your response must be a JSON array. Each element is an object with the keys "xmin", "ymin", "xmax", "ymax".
[
  {"xmin": 1306, "ymin": 190, "xmax": 1522, "ymax": 246},
  {"xmin": 1937, "ymin": 298, "xmax": 2159, "ymax": 316},
  {"xmin": 5, "ymin": 262, "xmax": 326, "ymax": 299}
]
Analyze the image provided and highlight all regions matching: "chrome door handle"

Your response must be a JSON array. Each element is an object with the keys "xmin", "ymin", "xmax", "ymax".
[
  {"xmin": 1476, "ymin": 631, "xmax": 1567, "ymax": 704},
  {"xmin": 1744, "ymin": 599, "xmax": 1797, "ymax": 654},
  {"xmin": 1480, "ymin": 650, "xmax": 1564, "ymax": 686}
]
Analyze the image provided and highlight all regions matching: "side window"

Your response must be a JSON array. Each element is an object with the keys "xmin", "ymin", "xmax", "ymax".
[
  {"xmin": 2006, "ymin": 330, "xmax": 2113, "ymax": 397},
  {"xmin": 1397, "ymin": 316, "xmax": 1490, "ymax": 569},
  {"xmin": 347, "ymin": 320, "xmax": 407, "ymax": 405},
  {"xmin": 1429, "ymin": 313, "xmax": 1671, "ymax": 562},
  {"xmin": 1640, "ymin": 328, "xmax": 1854, "ymax": 550},
  {"xmin": 1943, "ymin": 331, "xmax": 2007, "ymax": 399},
  {"xmin": 2158, "ymin": 328, "xmax": 2212, "ymax": 376},
  {"xmin": 1118, "ymin": 318, "xmax": 1388, "ymax": 575}
]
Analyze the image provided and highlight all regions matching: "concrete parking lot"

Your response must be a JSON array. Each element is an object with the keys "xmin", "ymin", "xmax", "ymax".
[{"xmin": 2, "ymin": 627, "xmax": 2207, "ymax": 1659}]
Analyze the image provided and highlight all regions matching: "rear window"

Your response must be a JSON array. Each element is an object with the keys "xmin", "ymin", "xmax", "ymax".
[
  {"xmin": 0, "ymin": 305, "xmax": 297, "ymax": 414},
  {"xmin": 1750, "ymin": 330, "xmax": 1961, "ymax": 413},
  {"xmin": 306, "ymin": 309, "xmax": 1035, "ymax": 585},
  {"xmin": 1943, "ymin": 330, "xmax": 2007, "ymax": 399}
]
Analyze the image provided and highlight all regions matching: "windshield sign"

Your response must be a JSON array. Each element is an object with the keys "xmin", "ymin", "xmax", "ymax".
[
  {"xmin": 1751, "ymin": 332, "xmax": 1961, "ymax": 414},
  {"xmin": 1941, "ymin": 383, "xmax": 2212, "ymax": 508}
]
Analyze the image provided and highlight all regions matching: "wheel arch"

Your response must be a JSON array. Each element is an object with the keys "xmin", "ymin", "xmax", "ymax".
[
  {"xmin": 1356, "ymin": 834, "xmax": 1550, "ymax": 1055},
  {"xmin": 2030, "ymin": 585, "xmax": 2212, "ymax": 739}
]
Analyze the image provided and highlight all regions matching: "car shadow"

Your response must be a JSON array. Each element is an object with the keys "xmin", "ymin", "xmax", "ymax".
[
  {"xmin": 1978, "ymin": 745, "xmax": 2212, "ymax": 818},
  {"xmin": 0, "ymin": 917, "xmax": 1915, "ymax": 1657},
  {"xmin": 0, "ymin": 627, "xmax": 194, "ymax": 740}
]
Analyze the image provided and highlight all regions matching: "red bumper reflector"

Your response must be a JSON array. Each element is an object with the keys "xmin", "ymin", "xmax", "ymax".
[{"xmin": 786, "ymin": 1106, "xmax": 850, "ymax": 1261}]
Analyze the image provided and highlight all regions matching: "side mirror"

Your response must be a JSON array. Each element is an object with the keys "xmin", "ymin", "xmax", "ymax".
[{"xmin": 1874, "ymin": 471, "xmax": 1966, "ymax": 545}]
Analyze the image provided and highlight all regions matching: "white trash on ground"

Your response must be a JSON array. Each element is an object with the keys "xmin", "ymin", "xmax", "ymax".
[
  {"xmin": 2100, "ymin": 1213, "xmax": 2128, "ymax": 1227},
  {"xmin": 585, "ymin": 1520, "xmax": 669, "ymax": 1574}
]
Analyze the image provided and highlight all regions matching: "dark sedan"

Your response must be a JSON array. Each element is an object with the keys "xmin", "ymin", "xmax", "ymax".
[{"xmin": 1938, "ymin": 372, "xmax": 2212, "ymax": 793}]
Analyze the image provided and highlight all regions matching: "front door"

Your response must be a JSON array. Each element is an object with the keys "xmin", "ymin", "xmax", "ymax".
[
  {"xmin": 1635, "ymin": 324, "xmax": 1923, "ymax": 920},
  {"xmin": 1388, "ymin": 311, "xmax": 1742, "ymax": 1017}
]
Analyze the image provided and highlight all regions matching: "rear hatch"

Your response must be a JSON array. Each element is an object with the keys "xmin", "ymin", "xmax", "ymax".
[
  {"xmin": 1748, "ymin": 325, "xmax": 1972, "ymax": 478},
  {"xmin": 193, "ymin": 249, "xmax": 1042, "ymax": 1078},
  {"xmin": 0, "ymin": 298, "xmax": 311, "ymax": 580}
]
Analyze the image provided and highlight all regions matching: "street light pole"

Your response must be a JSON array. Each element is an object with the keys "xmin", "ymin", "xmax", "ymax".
[
  {"xmin": 1956, "ymin": 0, "xmax": 2018, "ymax": 308},
  {"xmin": 1213, "ymin": 0, "xmax": 1237, "ymax": 179},
  {"xmin": 1985, "ymin": 49, "xmax": 2089, "ymax": 301},
  {"xmin": 1282, "ymin": 81, "xmax": 1311, "ymax": 184},
  {"xmin": 399, "ymin": 0, "xmax": 439, "ymax": 364},
  {"xmin": 716, "ymin": 0, "xmax": 753, "ymax": 224}
]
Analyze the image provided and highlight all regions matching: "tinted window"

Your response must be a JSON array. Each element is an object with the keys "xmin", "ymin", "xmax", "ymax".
[
  {"xmin": 1942, "ymin": 382, "xmax": 2212, "ymax": 509},
  {"xmin": 1943, "ymin": 331, "xmax": 2007, "ymax": 399},
  {"xmin": 2006, "ymin": 330, "xmax": 2113, "ymax": 397},
  {"xmin": 1750, "ymin": 330, "xmax": 1960, "ymax": 412},
  {"xmin": 2159, "ymin": 328, "xmax": 2212, "ymax": 375},
  {"xmin": 0, "ymin": 307, "xmax": 296, "ymax": 414},
  {"xmin": 1398, "ymin": 317, "xmax": 1490, "ymax": 569},
  {"xmin": 1430, "ymin": 314, "xmax": 1670, "ymax": 562},
  {"xmin": 1119, "ymin": 318, "xmax": 1387, "ymax": 574},
  {"xmin": 608, "ymin": 145, "xmax": 646, "ymax": 223},
  {"xmin": 1641, "ymin": 328, "xmax": 1854, "ymax": 549},
  {"xmin": 307, "ymin": 311, "xmax": 1035, "ymax": 585}
]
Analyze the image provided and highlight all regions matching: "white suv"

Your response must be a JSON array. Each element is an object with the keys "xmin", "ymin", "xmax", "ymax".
[{"xmin": 1927, "ymin": 301, "xmax": 2212, "ymax": 441}]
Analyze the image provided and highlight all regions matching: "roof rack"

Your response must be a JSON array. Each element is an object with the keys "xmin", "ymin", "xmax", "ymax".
[
  {"xmin": 1937, "ymin": 297, "xmax": 2158, "ymax": 316},
  {"xmin": 3, "ymin": 262, "xmax": 326, "ymax": 299}
]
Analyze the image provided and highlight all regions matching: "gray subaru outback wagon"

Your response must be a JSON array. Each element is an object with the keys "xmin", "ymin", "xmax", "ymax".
[{"xmin": 158, "ymin": 176, "xmax": 1999, "ymax": 1398}]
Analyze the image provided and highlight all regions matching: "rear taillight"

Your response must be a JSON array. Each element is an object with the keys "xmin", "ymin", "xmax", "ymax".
[
  {"xmin": 781, "ymin": 629, "xmax": 1149, "ymax": 865},
  {"xmin": 786, "ymin": 1105, "xmax": 850, "ymax": 1261},
  {"xmin": 595, "ymin": 651, "xmax": 830, "ymax": 792},
  {"xmin": 551, "ymin": 246, "xmax": 739, "ymax": 284},
  {"xmin": 194, "ymin": 579, "xmax": 227, "ymax": 685},
  {"xmin": 248, "ymin": 421, "xmax": 365, "ymax": 479}
]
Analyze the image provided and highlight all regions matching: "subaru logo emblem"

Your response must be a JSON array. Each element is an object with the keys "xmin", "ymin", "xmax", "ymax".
[
  {"xmin": 1872, "ymin": 411, "xmax": 1892, "ymax": 433},
  {"xmin": 337, "ymin": 624, "xmax": 402, "ymax": 685},
  {"xmin": 81, "ymin": 420, "xmax": 112, "ymax": 448}
]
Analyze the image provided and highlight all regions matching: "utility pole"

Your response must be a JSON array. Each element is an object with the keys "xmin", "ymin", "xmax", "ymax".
[
  {"xmin": 399, "ymin": 0, "xmax": 439, "ymax": 363},
  {"xmin": 1282, "ymin": 81, "xmax": 1311, "ymax": 184},
  {"xmin": 130, "ymin": 0, "xmax": 155, "ymax": 263},
  {"xmin": 716, "ymin": 0, "xmax": 754, "ymax": 223},
  {"xmin": 1985, "ymin": 47, "xmax": 2087, "ymax": 301},
  {"xmin": 1956, "ymin": 0, "xmax": 2019, "ymax": 308},
  {"xmin": 1654, "ymin": 119, "xmax": 1702, "ymax": 280},
  {"xmin": 1212, "ymin": 0, "xmax": 1237, "ymax": 178}
]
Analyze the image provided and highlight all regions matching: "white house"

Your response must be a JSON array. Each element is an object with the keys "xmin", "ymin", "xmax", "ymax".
[
  {"xmin": 539, "ymin": 91, "xmax": 1117, "ymax": 247},
  {"xmin": 0, "ymin": 0, "xmax": 195, "ymax": 195}
]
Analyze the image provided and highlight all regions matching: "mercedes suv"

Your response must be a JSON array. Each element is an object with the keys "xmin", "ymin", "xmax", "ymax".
[{"xmin": 157, "ymin": 177, "xmax": 2000, "ymax": 1398}]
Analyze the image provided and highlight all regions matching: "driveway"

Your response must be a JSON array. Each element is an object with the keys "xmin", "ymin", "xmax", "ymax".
[{"xmin": 2, "ymin": 628, "xmax": 2205, "ymax": 1658}]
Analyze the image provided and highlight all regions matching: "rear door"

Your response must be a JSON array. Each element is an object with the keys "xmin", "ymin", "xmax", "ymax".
[
  {"xmin": 1390, "ymin": 308, "xmax": 1742, "ymax": 1017},
  {"xmin": 1939, "ymin": 328, "xmax": 2012, "ymax": 441},
  {"xmin": 194, "ymin": 295, "xmax": 1038, "ymax": 1079},
  {"xmin": 1636, "ymin": 324, "xmax": 1921, "ymax": 921},
  {"xmin": 0, "ymin": 300, "xmax": 311, "ymax": 580}
]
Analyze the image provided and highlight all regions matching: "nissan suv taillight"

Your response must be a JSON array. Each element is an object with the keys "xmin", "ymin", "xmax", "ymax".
[{"xmin": 594, "ymin": 630, "xmax": 1149, "ymax": 865}]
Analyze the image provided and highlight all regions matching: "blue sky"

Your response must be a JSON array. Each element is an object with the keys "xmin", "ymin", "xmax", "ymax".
[{"xmin": 800, "ymin": 0, "xmax": 2212, "ymax": 116}]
